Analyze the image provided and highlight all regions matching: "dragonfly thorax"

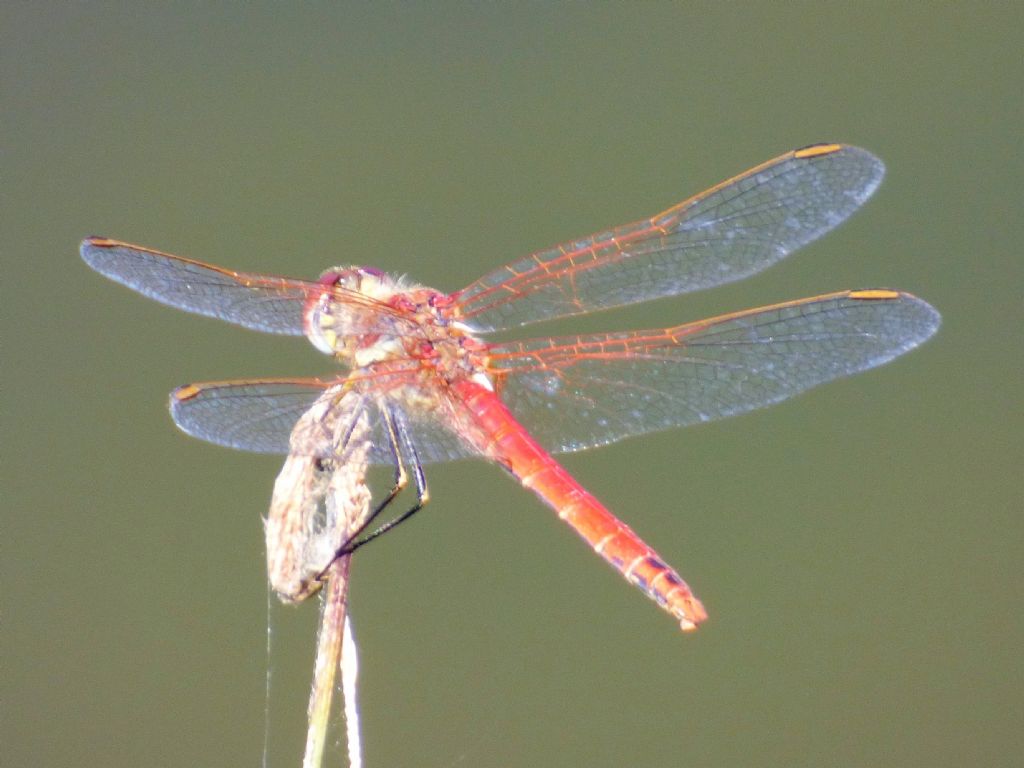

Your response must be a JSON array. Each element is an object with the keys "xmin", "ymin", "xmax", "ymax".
[{"xmin": 303, "ymin": 265, "xmax": 487, "ymax": 386}]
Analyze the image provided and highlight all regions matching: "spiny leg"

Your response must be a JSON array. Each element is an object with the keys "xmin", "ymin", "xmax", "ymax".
[
  {"xmin": 341, "ymin": 405, "xmax": 429, "ymax": 553},
  {"xmin": 317, "ymin": 405, "xmax": 429, "ymax": 583},
  {"xmin": 313, "ymin": 406, "xmax": 403, "ymax": 583},
  {"xmin": 345, "ymin": 402, "xmax": 410, "ymax": 539}
]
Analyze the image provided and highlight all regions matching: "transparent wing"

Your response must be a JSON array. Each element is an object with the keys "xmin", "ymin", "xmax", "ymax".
[
  {"xmin": 486, "ymin": 290, "xmax": 940, "ymax": 453},
  {"xmin": 453, "ymin": 145, "xmax": 885, "ymax": 331},
  {"xmin": 167, "ymin": 292, "xmax": 939, "ymax": 463},
  {"xmin": 81, "ymin": 237, "xmax": 403, "ymax": 336},
  {"xmin": 170, "ymin": 378, "xmax": 333, "ymax": 453},
  {"xmin": 170, "ymin": 377, "xmax": 478, "ymax": 465}
]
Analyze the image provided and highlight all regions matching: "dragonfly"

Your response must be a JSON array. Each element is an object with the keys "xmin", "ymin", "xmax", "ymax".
[{"xmin": 81, "ymin": 143, "xmax": 940, "ymax": 631}]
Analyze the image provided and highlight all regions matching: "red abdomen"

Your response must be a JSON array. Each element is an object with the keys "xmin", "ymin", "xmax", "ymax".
[{"xmin": 454, "ymin": 379, "xmax": 707, "ymax": 631}]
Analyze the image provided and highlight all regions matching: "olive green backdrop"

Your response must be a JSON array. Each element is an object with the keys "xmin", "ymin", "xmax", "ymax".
[{"xmin": 4, "ymin": 4, "xmax": 1021, "ymax": 767}]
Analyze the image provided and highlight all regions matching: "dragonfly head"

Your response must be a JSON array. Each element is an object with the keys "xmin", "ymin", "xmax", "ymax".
[
  {"xmin": 304, "ymin": 268, "xmax": 385, "ymax": 355},
  {"xmin": 305, "ymin": 266, "xmax": 414, "ymax": 357},
  {"xmin": 317, "ymin": 265, "xmax": 388, "ymax": 294}
]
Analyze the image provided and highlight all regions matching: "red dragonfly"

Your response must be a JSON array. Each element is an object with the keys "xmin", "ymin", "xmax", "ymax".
[{"xmin": 81, "ymin": 144, "xmax": 939, "ymax": 631}]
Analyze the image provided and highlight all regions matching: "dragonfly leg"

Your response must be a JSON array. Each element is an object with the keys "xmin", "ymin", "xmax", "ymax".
[
  {"xmin": 312, "ymin": 405, "xmax": 403, "ymax": 584},
  {"xmin": 344, "ymin": 405, "xmax": 410, "ymax": 537},
  {"xmin": 322, "ymin": 405, "xmax": 429, "ymax": 571}
]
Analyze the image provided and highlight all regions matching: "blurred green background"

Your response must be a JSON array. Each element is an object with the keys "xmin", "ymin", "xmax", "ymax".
[{"xmin": 4, "ymin": 4, "xmax": 1021, "ymax": 767}]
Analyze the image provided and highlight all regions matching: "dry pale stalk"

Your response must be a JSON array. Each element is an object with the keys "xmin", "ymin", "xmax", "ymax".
[{"xmin": 265, "ymin": 386, "xmax": 372, "ymax": 768}]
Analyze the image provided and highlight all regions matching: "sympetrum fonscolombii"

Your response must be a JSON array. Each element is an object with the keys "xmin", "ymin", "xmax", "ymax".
[{"xmin": 81, "ymin": 144, "xmax": 940, "ymax": 631}]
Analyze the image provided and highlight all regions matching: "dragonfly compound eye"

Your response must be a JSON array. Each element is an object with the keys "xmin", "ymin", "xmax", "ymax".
[
  {"xmin": 358, "ymin": 266, "xmax": 386, "ymax": 279},
  {"xmin": 318, "ymin": 268, "xmax": 361, "ymax": 291}
]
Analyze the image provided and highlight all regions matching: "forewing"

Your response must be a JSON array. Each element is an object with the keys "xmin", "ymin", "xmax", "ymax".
[
  {"xmin": 454, "ymin": 145, "xmax": 885, "ymax": 331},
  {"xmin": 81, "ymin": 237, "xmax": 401, "ymax": 336},
  {"xmin": 487, "ymin": 290, "xmax": 940, "ymax": 453}
]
